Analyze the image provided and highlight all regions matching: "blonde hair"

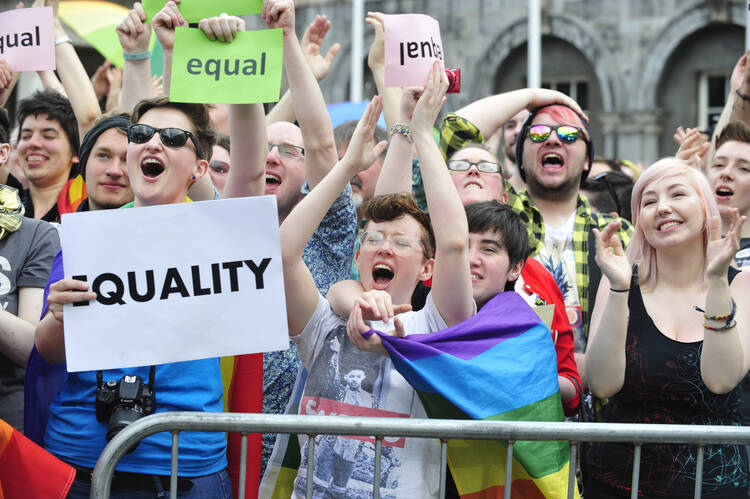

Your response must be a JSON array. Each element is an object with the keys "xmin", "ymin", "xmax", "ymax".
[{"xmin": 626, "ymin": 157, "xmax": 719, "ymax": 289}]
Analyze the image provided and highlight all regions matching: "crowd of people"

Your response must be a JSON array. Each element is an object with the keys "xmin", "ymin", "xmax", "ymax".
[{"xmin": 0, "ymin": 0, "xmax": 749, "ymax": 497}]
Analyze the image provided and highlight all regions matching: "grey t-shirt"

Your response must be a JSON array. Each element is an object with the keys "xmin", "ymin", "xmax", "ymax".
[{"xmin": 0, "ymin": 217, "xmax": 60, "ymax": 431}]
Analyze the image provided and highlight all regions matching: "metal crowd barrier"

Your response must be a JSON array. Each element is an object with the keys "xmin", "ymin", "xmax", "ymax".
[{"xmin": 90, "ymin": 412, "xmax": 750, "ymax": 499}]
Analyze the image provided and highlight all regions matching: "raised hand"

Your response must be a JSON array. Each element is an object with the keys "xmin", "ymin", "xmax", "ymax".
[
  {"xmin": 0, "ymin": 60, "xmax": 12, "ymax": 90},
  {"xmin": 525, "ymin": 88, "xmax": 587, "ymax": 120},
  {"xmin": 706, "ymin": 208, "xmax": 746, "ymax": 279},
  {"xmin": 262, "ymin": 0, "xmax": 295, "ymax": 37},
  {"xmin": 47, "ymin": 279, "xmax": 97, "ymax": 324},
  {"xmin": 301, "ymin": 15, "xmax": 340, "ymax": 81},
  {"xmin": 365, "ymin": 12, "xmax": 385, "ymax": 71},
  {"xmin": 341, "ymin": 95, "xmax": 388, "ymax": 172},
  {"xmin": 152, "ymin": 0, "xmax": 187, "ymax": 51},
  {"xmin": 674, "ymin": 126, "xmax": 710, "ymax": 170},
  {"xmin": 593, "ymin": 221, "xmax": 631, "ymax": 290},
  {"xmin": 399, "ymin": 87, "xmax": 422, "ymax": 123},
  {"xmin": 411, "ymin": 61, "xmax": 448, "ymax": 135},
  {"xmin": 731, "ymin": 51, "xmax": 750, "ymax": 91},
  {"xmin": 198, "ymin": 13, "xmax": 245, "ymax": 42}
]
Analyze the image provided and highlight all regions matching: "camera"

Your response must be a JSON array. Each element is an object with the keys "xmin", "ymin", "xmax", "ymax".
[{"xmin": 96, "ymin": 370, "xmax": 156, "ymax": 451}]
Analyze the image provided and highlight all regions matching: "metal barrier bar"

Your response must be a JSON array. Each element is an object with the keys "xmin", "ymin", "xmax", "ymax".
[
  {"xmin": 238, "ymin": 433, "xmax": 248, "ymax": 499},
  {"xmin": 170, "ymin": 431, "xmax": 179, "ymax": 499},
  {"xmin": 504, "ymin": 441, "xmax": 514, "ymax": 499},
  {"xmin": 630, "ymin": 444, "xmax": 641, "ymax": 499},
  {"xmin": 567, "ymin": 442, "xmax": 576, "ymax": 499},
  {"xmin": 91, "ymin": 413, "xmax": 750, "ymax": 498},
  {"xmin": 439, "ymin": 439, "xmax": 447, "ymax": 499},
  {"xmin": 373, "ymin": 437, "xmax": 382, "ymax": 499},
  {"xmin": 694, "ymin": 445, "xmax": 705, "ymax": 499},
  {"xmin": 306, "ymin": 435, "xmax": 315, "ymax": 499}
]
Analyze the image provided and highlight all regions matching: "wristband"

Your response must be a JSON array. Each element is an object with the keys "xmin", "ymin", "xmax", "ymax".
[
  {"xmin": 694, "ymin": 297, "xmax": 736, "ymax": 322},
  {"xmin": 389, "ymin": 123, "xmax": 413, "ymax": 143},
  {"xmin": 54, "ymin": 35, "xmax": 72, "ymax": 46},
  {"xmin": 123, "ymin": 51, "xmax": 151, "ymax": 61},
  {"xmin": 703, "ymin": 320, "xmax": 737, "ymax": 332},
  {"xmin": 610, "ymin": 287, "xmax": 629, "ymax": 293}
]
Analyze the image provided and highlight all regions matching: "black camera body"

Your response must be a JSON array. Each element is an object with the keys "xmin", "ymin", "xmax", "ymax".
[{"xmin": 95, "ymin": 373, "xmax": 156, "ymax": 449}]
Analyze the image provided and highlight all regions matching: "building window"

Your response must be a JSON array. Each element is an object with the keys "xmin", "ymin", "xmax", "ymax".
[
  {"xmin": 698, "ymin": 73, "xmax": 729, "ymax": 131},
  {"xmin": 541, "ymin": 78, "xmax": 589, "ymax": 110}
]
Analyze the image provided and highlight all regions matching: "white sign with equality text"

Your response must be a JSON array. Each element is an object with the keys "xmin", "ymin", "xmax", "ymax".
[{"xmin": 60, "ymin": 196, "xmax": 289, "ymax": 372}]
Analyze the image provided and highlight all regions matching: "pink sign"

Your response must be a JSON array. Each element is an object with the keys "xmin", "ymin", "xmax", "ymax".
[
  {"xmin": 384, "ymin": 13, "xmax": 444, "ymax": 87},
  {"xmin": 0, "ymin": 7, "xmax": 55, "ymax": 72}
]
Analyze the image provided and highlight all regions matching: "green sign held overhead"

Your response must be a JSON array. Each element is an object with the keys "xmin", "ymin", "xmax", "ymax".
[
  {"xmin": 170, "ymin": 27, "xmax": 282, "ymax": 104},
  {"xmin": 143, "ymin": 0, "xmax": 263, "ymax": 23}
]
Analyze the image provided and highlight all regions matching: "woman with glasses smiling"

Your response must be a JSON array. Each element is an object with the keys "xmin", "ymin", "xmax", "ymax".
[{"xmin": 34, "ymin": 11, "xmax": 267, "ymax": 498}]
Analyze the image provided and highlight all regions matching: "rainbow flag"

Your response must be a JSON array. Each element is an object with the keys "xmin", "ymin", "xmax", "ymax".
[
  {"xmin": 368, "ymin": 291, "xmax": 578, "ymax": 499},
  {"xmin": 0, "ymin": 418, "xmax": 74, "ymax": 498}
]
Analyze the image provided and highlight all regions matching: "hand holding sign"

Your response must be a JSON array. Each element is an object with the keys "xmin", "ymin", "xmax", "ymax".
[
  {"xmin": 153, "ymin": 0, "xmax": 187, "ymax": 51},
  {"xmin": 116, "ymin": 2, "xmax": 151, "ymax": 55},
  {"xmin": 46, "ymin": 278, "xmax": 97, "ymax": 325},
  {"xmin": 198, "ymin": 13, "xmax": 245, "ymax": 43},
  {"xmin": 262, "ymin": 0, "xmax": 295, "ymax": 37}
]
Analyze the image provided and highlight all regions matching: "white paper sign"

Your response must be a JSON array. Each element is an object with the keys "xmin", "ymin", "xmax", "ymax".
[{"xmin": 60, "ymin": 196, "xmax": 289, "ymax": 372}]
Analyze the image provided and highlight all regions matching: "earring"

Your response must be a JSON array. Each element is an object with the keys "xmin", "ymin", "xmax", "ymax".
[{"xmin": 191, "ymin": 175, "xmax": 196, "ymax": 180}]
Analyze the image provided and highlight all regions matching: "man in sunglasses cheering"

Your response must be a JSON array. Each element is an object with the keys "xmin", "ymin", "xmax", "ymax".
[{"xmin": 440, "ymin": 89, "xmax": 632, "ymax": 389}]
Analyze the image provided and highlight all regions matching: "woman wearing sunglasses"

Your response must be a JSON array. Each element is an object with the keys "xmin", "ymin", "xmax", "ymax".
[
  {"xmin": 585, "ymin": 158, "xmax": 749, "ymax": 497},
  {"xmin": 34, "ymin": 12, "xmax": 266, "ymax": 498}
]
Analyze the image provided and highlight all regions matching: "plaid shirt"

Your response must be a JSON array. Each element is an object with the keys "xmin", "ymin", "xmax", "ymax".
[{"xmin": 439, "ymin": 112, "xmax": 633, "ymax": 338}]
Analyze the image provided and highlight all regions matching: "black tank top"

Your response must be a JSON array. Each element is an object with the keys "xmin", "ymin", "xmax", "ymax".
[{"xmin": 586, "ymin": 267, "xmax": 747, "ymax": 498}]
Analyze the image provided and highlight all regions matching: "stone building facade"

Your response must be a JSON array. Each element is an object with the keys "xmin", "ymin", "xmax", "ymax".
[{"xmin": 1, "ymin": 0, "xmax": 744, "ymax": 163}]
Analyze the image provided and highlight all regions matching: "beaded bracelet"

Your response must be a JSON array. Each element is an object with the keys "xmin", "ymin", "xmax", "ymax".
[
  {"xmin": 694, "ymin": 297, "xmax": 736, "ymax": 322},
  {"xmin": 703, "ymin": 320, "xmax": 737, "ymax": 332}
]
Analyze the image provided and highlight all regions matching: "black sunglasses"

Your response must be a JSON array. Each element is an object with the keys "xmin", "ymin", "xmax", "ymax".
[{"xmin": 128, "ymin": 124, "xmax": 201, "ymax": 157}]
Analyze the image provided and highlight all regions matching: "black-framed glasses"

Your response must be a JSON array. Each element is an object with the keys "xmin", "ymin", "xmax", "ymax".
[
  {"xmin": 527, "ymin": 124, "xmax": 584, "ymax": 144},
  {"xmin": 268, "ymin": 143, "xmax": 304, "ymax": 158},
  {"xmin": 128, "ymin": 124, "xmax": 200, "ymax": 156},
  {"xmin": 447, "ymin": 159, "xmax": 501, "ymax": 174}
]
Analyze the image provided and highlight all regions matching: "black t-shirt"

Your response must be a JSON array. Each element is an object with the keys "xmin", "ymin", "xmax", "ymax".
[
  {"xmin": 736, "ymin": 237, "xmax": 750, "ymax": 269},
  {"xmin": 587, "ymin": 268, "xmax": 746, "ymax": 498}
]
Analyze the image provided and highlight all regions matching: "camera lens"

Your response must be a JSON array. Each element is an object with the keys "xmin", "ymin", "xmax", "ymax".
[{"xmin": 107, "ymin": 407, "xmax": 145, "ymax": 453}]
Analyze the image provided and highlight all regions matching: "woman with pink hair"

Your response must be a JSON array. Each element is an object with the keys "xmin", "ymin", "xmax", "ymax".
[{"xmin": 584, "ymin": 158, "xmax": 749, "ymax": 497}]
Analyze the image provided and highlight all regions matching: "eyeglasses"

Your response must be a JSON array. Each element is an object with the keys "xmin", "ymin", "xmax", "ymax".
[
  {"xmin": 527, "ymin": 124, "xmax": 584, "ymax": 144},
  {"xmin": 360, "ymin": 230, "xmax": 423, "ymax": 255},
  {"xmin": 447, "ymin": 159, "xmax": 501, "ymax": 174},
  {"xmin": 268, "ymin": 143, "xmax": 304, "ymax": 158},
  {"xmin": 128, "ymin": 124, "xmax": 200, "ymax": 156}
]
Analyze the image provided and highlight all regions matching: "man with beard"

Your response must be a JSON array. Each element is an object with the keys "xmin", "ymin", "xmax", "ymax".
[{"xmin": 441, "ymin": 89, "xmax": 632, "ymax": 385}]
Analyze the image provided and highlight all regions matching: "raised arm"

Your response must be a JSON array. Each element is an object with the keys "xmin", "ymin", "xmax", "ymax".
[
  {"xmin": 454, "ymin": 88, "xmax": 585, "ymax": 140},
  {"xmin": 280, "ymin": 96, "xmax": 386, "ymax": 334},
  {"xmin": 117, "ymin": 2, "xmax": 156, "ymax": 112},
  {"xmin": 0, "ymin": 59, "xmax": 17, "ymax": 108},
  {"xmin": 263, "ymin": 0, "xmax": 338, "ymax": 188},
  {"xmin": 365, "ymin": 12, "xmax": 401, "ymax": 131},
  {"xmin": 373, "ymin": 88, "xmax": 420, "ymax": 196},
  {"xmin": 412, "ymin": 63, "xmax": 472, "ymax": 326},
  {"xmin": 266, "ymin": 15, "xmax": 340, "ymax": 125},
  {"xmin": 585, "ymin": 221, "xmax": 632, "ymax": 398},
  {"xmin": 48, "ymin": 0, "xmax": 100, "ymax": 137},
  {"xmin": 151, "ymin": 0, "xmax": 188, "ymax": 97},
  {"xmin": 700, "ymin": 210, "xmax": 750, "ymax": 394},
  {"xmin": 197, "ymin": 14, "xmax": 267, "ymax": 199}
]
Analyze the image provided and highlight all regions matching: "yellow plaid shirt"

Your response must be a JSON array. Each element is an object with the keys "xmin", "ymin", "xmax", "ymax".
[{"xmin": 439, "ymin": 112, "xmax": 633, "ymax": 339}]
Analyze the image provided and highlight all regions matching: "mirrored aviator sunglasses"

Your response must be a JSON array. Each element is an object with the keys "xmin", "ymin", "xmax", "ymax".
[
  {"xmin": 528, "ymin": 124, "xmax": 582, "ymax": 143},
  {"xmin": 128, "ymin": 124, "xmax": 197, "ymax": 150}
]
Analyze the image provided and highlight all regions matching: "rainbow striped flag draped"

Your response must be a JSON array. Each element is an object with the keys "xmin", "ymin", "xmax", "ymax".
[
  {"xmin": 0, "ymin": 418, "xmax": 74, "ymax": 498},
  {"xmin": 370, "ymin": 291, "xmax": 578, "ymax": 499}
]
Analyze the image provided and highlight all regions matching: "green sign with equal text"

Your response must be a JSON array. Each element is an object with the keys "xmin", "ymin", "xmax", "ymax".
[
  {"xmin": 170, "ymin": 27, "xmax": 282, "ymax": 104},
  {"xmin": 143, "ymin": 0, "xmax": 263, "ymax": 23}
]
